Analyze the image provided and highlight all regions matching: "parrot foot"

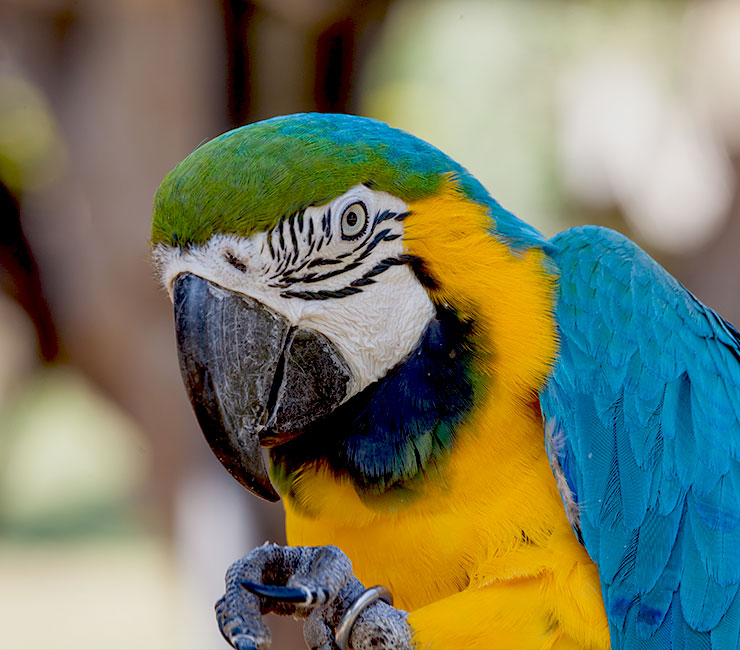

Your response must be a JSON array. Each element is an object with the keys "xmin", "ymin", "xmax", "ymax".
[{"xmin": 216, "ymin": 542, "xmax": 413, "ymax": 650}]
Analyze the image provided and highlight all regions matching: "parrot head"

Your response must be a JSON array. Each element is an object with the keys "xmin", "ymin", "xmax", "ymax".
[{"xmin": 152, "ymin": 113, "xmax": 555, "ymax": 503}]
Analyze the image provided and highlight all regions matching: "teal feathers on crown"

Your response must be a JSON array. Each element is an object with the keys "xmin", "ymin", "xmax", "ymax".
[{"xmin": 151, "ymin": 113, "xmax": 544, "ymax": 249}]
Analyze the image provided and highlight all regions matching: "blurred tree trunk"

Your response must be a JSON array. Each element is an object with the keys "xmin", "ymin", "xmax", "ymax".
[
  {"xmin": 223, "ymin": 0, "xmax": 389, "ymax": 123},
  {"xmin": 1, "ymin": 0, "xmax": 230, "ymax": 540},
  {"xmin": 0, "ymin": 182, "xmax": 58, "ymax": 361}
]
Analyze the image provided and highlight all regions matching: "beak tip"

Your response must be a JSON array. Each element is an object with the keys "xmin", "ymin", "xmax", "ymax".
[
  {"xmin": 243, "ymin": 479, "xmax": 280, "ymax": 502},
  {"xmin": 247, "ymin": 474, "xmax": 281, "ymax": 502},
  {"xmin": 210, "ymin": 436, "xmax": 281, "ymax": 502}
]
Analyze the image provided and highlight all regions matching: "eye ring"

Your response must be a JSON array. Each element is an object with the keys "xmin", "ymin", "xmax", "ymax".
[{"xmin": 340, "ymin": 201, "xmax": 368, "ymax": 240}]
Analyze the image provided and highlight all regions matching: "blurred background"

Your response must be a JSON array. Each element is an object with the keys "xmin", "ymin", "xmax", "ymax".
[{"xmin": 1, "ymin": 0, "xmax": 739, "ymax": 648}]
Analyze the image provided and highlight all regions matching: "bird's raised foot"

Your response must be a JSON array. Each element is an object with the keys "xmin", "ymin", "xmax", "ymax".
[{"xmin": 216, "ymin": 542, "xmax": 412, "ymax": 650}]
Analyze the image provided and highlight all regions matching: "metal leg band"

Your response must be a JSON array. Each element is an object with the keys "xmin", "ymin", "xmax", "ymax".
[{"xmin": 334, "ymin": 585, "xmax": 394, "ymax": 650}]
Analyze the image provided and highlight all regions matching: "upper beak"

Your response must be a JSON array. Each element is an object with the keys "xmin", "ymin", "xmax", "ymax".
[{"xmin": 173, "ymin": 273, "xmax": 352, "ymax": 501}]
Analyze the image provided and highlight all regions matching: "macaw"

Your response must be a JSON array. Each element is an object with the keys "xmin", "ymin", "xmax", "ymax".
[{"xmin": 151, "ymin": 113, "xmax": 740, "ymax": 650}]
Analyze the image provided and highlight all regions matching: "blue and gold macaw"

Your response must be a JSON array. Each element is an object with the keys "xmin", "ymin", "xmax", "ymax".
[{"xmin": 152, "ymin": 113, "xmax": 740, "ymax": 649}]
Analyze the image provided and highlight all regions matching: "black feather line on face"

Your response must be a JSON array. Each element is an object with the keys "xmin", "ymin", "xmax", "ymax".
[
  {"xmin": 354, "ymin": 229, "xmax": 391, "ymax": 262},
  {"xmin": 279, "ymin": 256, "xmax": 312, "ymax": 278},
  {"xmin": 278, "ymin": 255, "xmax": 413, "ymax": 298},
  {"xmin": 225, "ymin": 251, "xmax": 248, "ymax": 273},
  {"xmin": 267, "ymin": 208, "xmax": 410, "ymax": 296},
  {"xmin": 288, "ymin": 214, "xmax": 300, "ymax": 265},
  {"xmin": 272, "ymin": 222, "xmax": 293, "ymax": 276},
  {"xmin": 404, "ymin": 254, "xmax": 439, "ymax": 290},
  {"xmin": 278, "ymin": 220, "xmax": 286, "ymax": 254},
  {"xmin": 308, "ymin": 257, "xmax": 343, "ymax": 268},
  {"xmin": 266, "ymin": 210, "xmax": 310, "ymax": 278},
  {"xmin": 322, "ymin": 209, "xmax": 331, "ymax": 236},
  {"xmin": 307, "ymin": 219, "xmax": 315, "ymax": 248},
  {"xmin": 360, "ymin": 256, "xmax": 407, "ymax": 279},
  {"xmin": 373, "ymin": 209, "xmax": 393, "ymax": 226},
  {"xmin": 277, "ymin": 262, "xmax": 363, "ymax": 286},
  {"xmin": 350, "ymin": 277, "xmax": 375, "ymax": 288},
  {"xmin": 280, "ymin": 286, "xmax": 363, "ymax": 300}
]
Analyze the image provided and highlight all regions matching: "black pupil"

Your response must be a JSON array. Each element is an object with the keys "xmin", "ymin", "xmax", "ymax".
[{"xmin": 346, "ymin": 212, "xmax": 358, "ymax": 227}]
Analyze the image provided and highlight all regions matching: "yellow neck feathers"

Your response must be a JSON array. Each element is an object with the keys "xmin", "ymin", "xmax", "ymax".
[
  {"xmin": 403, "ymin": 180, "xmax": 558, "ymax": 398},
  {"xmin": 285, "ymin": 181, "xmax": 560, "ymax": 528}
]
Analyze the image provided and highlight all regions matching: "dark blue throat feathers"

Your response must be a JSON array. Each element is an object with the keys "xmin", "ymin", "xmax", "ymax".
[{"xmin": 269, "ymin": 303, "xmax": 479, "ymax": 500}]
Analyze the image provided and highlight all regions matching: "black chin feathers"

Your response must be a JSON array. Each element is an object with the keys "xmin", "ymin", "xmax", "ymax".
[{"xmin": 270, "ymin": 303, "xmax": 478, "ymax": 499}]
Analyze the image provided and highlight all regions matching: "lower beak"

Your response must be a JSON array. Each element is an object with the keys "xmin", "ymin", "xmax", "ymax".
[{"xmin": 173, "ymin": 273, "xmax": 351, "ymax": 501}]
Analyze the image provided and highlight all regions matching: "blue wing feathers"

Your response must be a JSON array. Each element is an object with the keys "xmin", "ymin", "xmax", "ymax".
[
  {"xmin": 541, "ymin": 225, "xmax": 740, "ymax": 648},
  {"xmin": 616, "ymin": 410, "xmax": 652, "ymax": 529},
  {"xmin": 636, "ymin": 527, "xmax": 684, "ymax": 640},
  {"xmin": 712, "ymin": 586, "xmax": 740, "ymax": 648},
  {"xmin": 679, "ymin": 513, "xmax": 737, "ymax": 630},
  {"xmin": 634, "ymin": 504, "xmax": 682, "ymax": 593},
  {"xmin": 688, "ymin": 489, "xmax": 740, "ymax": 584}
]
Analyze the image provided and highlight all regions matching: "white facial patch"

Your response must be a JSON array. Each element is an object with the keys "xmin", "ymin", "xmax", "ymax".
[{"xmin": 153, "ymin": 185, "xmax": 436, "ymax": 398}]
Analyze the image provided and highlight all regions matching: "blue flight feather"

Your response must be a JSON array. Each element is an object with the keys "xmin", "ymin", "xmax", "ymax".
[{"xmin": 541, "ymin": 225, "xmax": 740, "ymax": 648}]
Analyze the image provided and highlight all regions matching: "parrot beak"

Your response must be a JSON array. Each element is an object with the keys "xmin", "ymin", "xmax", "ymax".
[{"xmin": 173, "ymin": 273, "xmax": 352, "ymax": 501}]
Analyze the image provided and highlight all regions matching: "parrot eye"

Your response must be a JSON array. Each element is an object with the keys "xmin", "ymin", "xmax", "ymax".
[{"xmin": 340, "ymin": 201, "xmax": 368, "ymax": 240}]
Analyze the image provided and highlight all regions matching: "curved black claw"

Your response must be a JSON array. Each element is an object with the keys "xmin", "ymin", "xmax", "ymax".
[{"xmin": 241, "ymin": 581, "xmax": 310, "ymax": 604}]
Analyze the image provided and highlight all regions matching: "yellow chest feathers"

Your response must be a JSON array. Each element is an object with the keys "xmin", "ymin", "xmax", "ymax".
[
  {"xmin": 283, "ymin": 403, "xmax": 609, "ymax": 648},
  {"xmin": 283, "ymin": 400, "xmax": 570, "ymax": 610}
]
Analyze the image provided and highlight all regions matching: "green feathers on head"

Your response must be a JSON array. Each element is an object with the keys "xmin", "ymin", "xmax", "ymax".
[
  {"xmin": 151, "ymin": 112, "xmax": 545, "ymax": 249},
  {"xmin": 153, "ymin": 114, "xmax": 446, "ymax": 247}
]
